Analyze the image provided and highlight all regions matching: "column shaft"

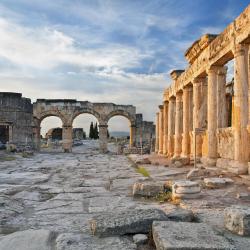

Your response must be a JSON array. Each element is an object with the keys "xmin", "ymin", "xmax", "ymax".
[
  {"xmin": 158, "ymin": 105, "xmax": 164, "ymax": 154},
  {"xmin": 168, "ymin": 98, "xmax": 175, "ymax": 157},
  {"xmin": 233, "ymin": 44, "xmax": 249, "ymax": 162},
  {"xmin": 163, "ymin": 101, "xmax": 168, "ymax": 155},
  {"xmin": 182, "ymin": 86, "xmax": 191, "ymax": 157},
  {"xmin": 174, "ymin": 92, "xmax": 183, "ymax": 157},
  {"xmin": 99, "ymin": 124, "xmax": 108, "ymax": 153},
  {"xmin": 207, "ymin": 67, "xmax": 218, "ymax": 159},
  {"xmin": 62, "ymin": 125, "xmax": 73, "ymax": 152},
  {"xmin": 130, "ymin": 125, "xmax": 136, "ymax": 147},
  {"xmin": 155, "ymin": 112, "xmax": 159, "ymax": 153}
]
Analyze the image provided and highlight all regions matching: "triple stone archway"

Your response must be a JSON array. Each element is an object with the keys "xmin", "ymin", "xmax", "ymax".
[{"xmin": 33, "ymin": 99, "xmax": 137, "ymax": 152}]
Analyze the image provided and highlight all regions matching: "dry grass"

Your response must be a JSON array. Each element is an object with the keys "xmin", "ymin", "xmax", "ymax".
[{"xmin": 136, "ymin": 166, "xmax": 150, "ymax": 177}]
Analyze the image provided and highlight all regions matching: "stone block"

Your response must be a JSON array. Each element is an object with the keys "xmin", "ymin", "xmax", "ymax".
[
  {"xmin": 90, "ymin": 208, "xmax": 168, "ymax": 237},
  {"xmin": 152, "ymin": 221, "xmax": 234, "ymax": 250},
  {"xmin": 133, "ymin": 234, "xmax": 148, "ymax": 245},
  {"xmin": 167, "ymin": 208, "xmax": 194, "ymax": 222},
  {"xmin": 135, "ymin": 157, "xmax": 151, "ymax": 164},
  {"xmin": 204, "ymin": 177, "xmax": 234, "ymax": 188},
  {"xmin": 224, "ymin": 206, "xmax": 250, "ymax": 236},
  {"xmin": 133, "ymin": 182, "xmax": 164, "ymax": 197},
  {"xmin": 0, "ymin": 229, "xmax": 54, "ymax": 250}
]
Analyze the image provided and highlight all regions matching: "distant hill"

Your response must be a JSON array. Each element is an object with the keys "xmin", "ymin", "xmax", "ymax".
[{"xmin": 110, "ymin": 131, "xmax": 129, "ymax": 138}]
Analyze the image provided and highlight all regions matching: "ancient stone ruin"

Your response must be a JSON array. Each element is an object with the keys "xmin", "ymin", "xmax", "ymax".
[
  {"xmin": 0, "ymin": 94, "xmax": 155, "ymax": 153},
  {"xmin": 155, "ymin": 4, "xmax": 250, "ymax": 174}
]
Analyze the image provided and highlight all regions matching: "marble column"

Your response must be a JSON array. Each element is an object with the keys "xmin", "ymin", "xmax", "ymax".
[
  {"xmin": 207, "ymin": 66, "xmax": 218, "ymax": 160},
  {"xmin": 168, "ymin": 97, "xmax": 175, "ymax": 157},
  {"xmin": 158, "ymin": 105, "xmax": 164, "ymax": 154},
  {"xmin": 193, "ymin": 77, "xmax": 207, "ymax": 157},
  {"xmin": 217, "ymin": 67, "xmax": 228, "ymax": 128},
  {"xmin": 99, "ymin": 123, "xmax": 108, "ymax": 153},
  {"xmin": 163, "ymin": 101, "xmax": 168, "ymax": 155},
  {"xmin": 62, "ymin": 125, "xmax": 73, "ymax": 152},
  {"xmin": 130, "ymin": 124, "xmax": 136, "ymax": 147},
  {"xmin": 174, "ymin": 92, "xmax": 183, "ymax": 158},
  {"xmin": 233, "ymin": 44, "xmax": 249, "ymax": 163},
  {"xmin": 182, "ymin": 86, "xmax": 192, "ymax": 157},
  {"xmin": 155, "ymin": 112, "xmax": 159, "ymax": 153}
]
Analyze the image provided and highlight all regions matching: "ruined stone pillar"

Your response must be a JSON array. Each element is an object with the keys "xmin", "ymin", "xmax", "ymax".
[
  {"xmin": 163, "ymin": 100, "xmax": 169, "ymax": 155},
  {"xmin": 217, "ymin": 67, "xmax": 228, "ymax": 128},
  {"xmin": 207, "ymin": 66, "xmax": 218, "ymax": 161},
  {"xmin": 167, "ymin": 97, "xmax": 175, "ymax": 157},
  {"xmin": 33, "ymin": 126, "xmax": 41, "ymax": 151},
  {"xmin": 62, "ymin": 125, "xmax": 73, "ymax": 152},
  {"xmin": 193, "ymin": 77, "xmax": 207, "ymax": 157},
  {"xmin": 174, "ymin": 92, "xmax": 183, "ymax": 158},
  {"xmin": 182, "ymin": 86, "xmax": 192, "ymax": 158},
  {"xmin": 130, "ymin": 124, "xmax": 136, "ymax": 147},
  {"xmin": 158, "ymin": 105, "xmax": 164, "ymax": 154},
  {"xmin": 99, "ymin": 123, "xmax": 108, "ymax": 153},
  {"xmin": 233, "ymin": 44, "xmax": 249, "ymax": 163},
  {"xmin": 155, "ymin": 112, "xmax": 159, "ymax": 153}
]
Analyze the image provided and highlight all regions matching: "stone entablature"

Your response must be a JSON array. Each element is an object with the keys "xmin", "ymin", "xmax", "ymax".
[
  {"xmin": 156, "ymin": 4, "xmax": 250, "ymax": 173},
  {"xmin": 166, "ymin": 5, "xmax": 250, "ymax": 98}
]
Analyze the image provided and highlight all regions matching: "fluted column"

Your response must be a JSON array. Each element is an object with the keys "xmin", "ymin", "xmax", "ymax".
[
  {"xmin": 233, "ymin": 44, "xmax": 249, "ymax": 163},
  {"xmin": 193, "ymin": 77, "xmax": 207, "ymax": 157},
  {"xmin": 163, "ymin": 101, "xmax": 168, "ymax": 155},
  {"xmin": 182, "ymin": 86, "xmax": 192, "ymax": 157},
  {"xmin": 217, "ymin": 67, "xmax": 228, "ymax": 128},
  {"xmin": 99, "ymin": 123, "xmax": 108, "ymax": 153},
  {"xmin": 62, "ymin": 125, "xmax": 73, "ymax": 152},
  {"xmin": 167, "ymin": 97, "xmax": 175, "ymax": 157},
  {"xmin": 158, "ymin": 105, "xmax": 164, "ymax": 154},
  {"xmin": 207, "ymin": 66, "xmax": 218, "ymax": 159},
  {"xmin": 174, "ymin": 92, "xmax": 183, "ymax": 158},
  {"xmin": 155, "ymin": 112, "xmax": 159, "ymax": 153}
]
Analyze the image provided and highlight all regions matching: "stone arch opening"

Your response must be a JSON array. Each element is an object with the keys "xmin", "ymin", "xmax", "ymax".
[
  {"xmin": 72, "ymin": 113, "xmax": 100, "ymax": 152},
  {"xmin": 106, "ymin": 111, "xmax": 136, "ymax": 148},
  {"xmin": 40, "ymin": 115, "xmax": 64, "ymax": 152}
]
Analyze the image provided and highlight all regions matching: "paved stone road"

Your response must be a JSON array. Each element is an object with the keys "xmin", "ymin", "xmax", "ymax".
[{"xmin": 0, "ymin": 141, "xmax": 158, "ymax": 249}]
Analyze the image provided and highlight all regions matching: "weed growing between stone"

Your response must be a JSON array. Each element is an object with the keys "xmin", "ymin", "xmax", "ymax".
[{"xmin": 136, "ymin": 167, "xmax": 150, "ymax": 177}]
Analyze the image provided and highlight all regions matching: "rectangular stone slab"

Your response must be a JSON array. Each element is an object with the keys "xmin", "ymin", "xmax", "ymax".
[
  {"xmin": 90, "ymin": 208, "xmax": 168, "ymax": 237},
  {"xmin": 152, "ymin": 221, "xmax": 235, "ymax": 250}
]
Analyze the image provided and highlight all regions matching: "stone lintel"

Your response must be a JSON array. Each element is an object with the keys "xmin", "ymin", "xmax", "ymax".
[
  {"xmin": 170, "ymin": 70, "xmax": 185, "ymax": 80},
  {"xmin": 185, "ymin": 34, "xmax": 218, "ymax": 64}
]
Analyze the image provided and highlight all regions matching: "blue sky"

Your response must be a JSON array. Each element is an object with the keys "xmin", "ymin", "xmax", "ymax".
[{"xmin": 0, "ymin": 0, "xmax": 249, "ymax": 133}]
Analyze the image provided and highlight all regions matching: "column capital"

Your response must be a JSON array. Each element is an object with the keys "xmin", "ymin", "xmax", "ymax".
[
  {"xmin": 99, "ymin": 124, "xmax": 108, "ymax": 128},
  {"xmin": 176, "ymin": 91, "xmax": 183, "ymax": 102},
  {"xmin": 217, "ymin": 66, "xmax": 227, "ymax": 75},
  {"xmin": 233, "ymin": 43, "xmax": 248, "ymax": 57},
  {"xmin": 206, "ymin": 65, "xmax": 222, "ymax": 74},
  {"xmin": 183, "ymin": 85, "xmax": 192, "ymax": 92},
  {"xmin": 193, "ymin": 76, "xmax": 207, "ymax": 86},
  {"xmin": 158, "ymin": 105, "xmax": 164, "ymax": 110}
]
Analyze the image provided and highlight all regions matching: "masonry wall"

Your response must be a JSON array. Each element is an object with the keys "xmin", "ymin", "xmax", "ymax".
[{"xmin": 0, "ymin": 92, "xmax": 33, "ymax": 147}]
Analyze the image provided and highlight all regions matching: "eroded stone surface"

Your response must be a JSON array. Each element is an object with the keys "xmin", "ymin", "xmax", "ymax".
[
  {"xmin": 224, "ymin": 206, "xmax": 250, "ymax": 236},
  {"xmin": 152, "ymin": 221, "xmax": 234, "ymax": 250}
]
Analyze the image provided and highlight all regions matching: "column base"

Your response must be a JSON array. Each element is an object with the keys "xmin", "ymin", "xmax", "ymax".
[{"xmin": 200, "ymin": 157, "xmax": 217, "ymax": 166}]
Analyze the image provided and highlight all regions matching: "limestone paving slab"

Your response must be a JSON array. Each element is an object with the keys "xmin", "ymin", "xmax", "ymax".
[{"xmin": 152, "ymin": 221, "xmax": 235, "ymax": 250}]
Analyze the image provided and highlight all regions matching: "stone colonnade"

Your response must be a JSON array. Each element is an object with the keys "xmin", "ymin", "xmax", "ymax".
[{"xmin": 155, "ymin": 4, "xmax": 250, "ymax": 173}]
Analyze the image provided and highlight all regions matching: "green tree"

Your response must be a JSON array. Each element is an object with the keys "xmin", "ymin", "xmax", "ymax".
[
  {"xmin": 94, "ymin": 122, "xmax": 99, "ymax": 139},
  {"xmin": 89, "ymin": 122, "xmax": 94, "ymax": 139}
]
